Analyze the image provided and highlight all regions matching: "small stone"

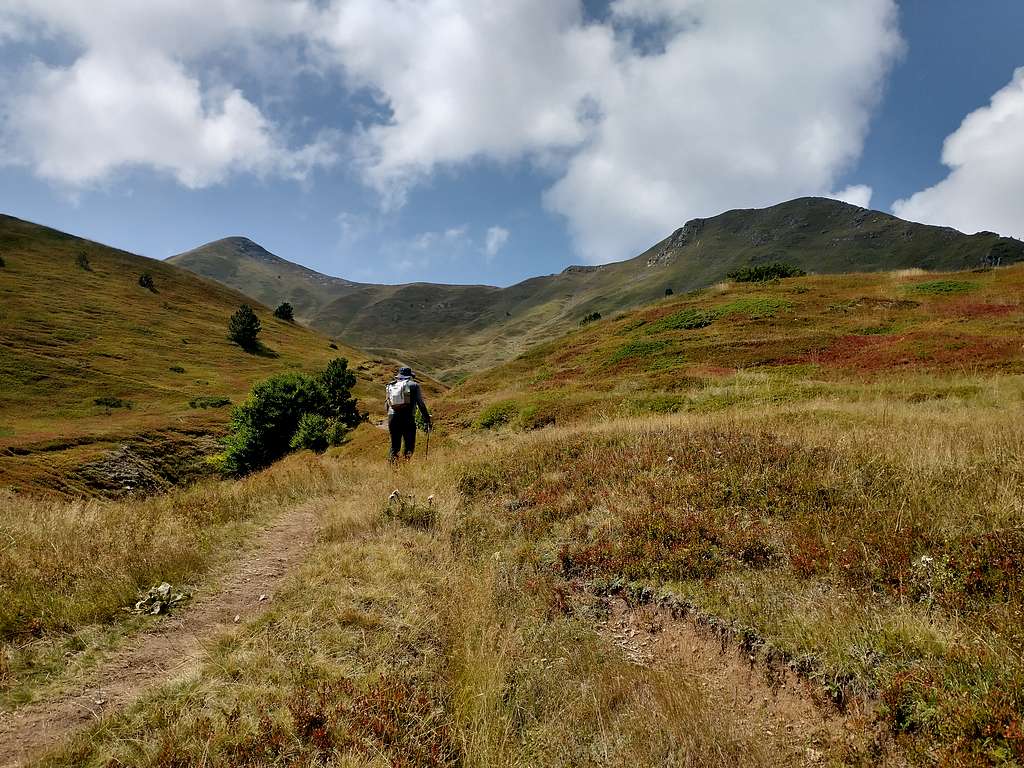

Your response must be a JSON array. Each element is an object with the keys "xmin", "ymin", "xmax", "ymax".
[
  {"xmin": 233, "ymin": 614, "xmax": 241, "ymax": 623},
  {"xmin": 258, "ymin": 594, "xmax": 268, "ymax": 602}
]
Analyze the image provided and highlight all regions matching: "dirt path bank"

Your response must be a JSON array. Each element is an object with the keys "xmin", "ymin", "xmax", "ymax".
[
  {"xmin": 0, "ymin": 502, "xmax": 319, "ymax": 768},
  {"xmin": 597, "ymin": 595, "xmax": 897, "ymax": 766}
]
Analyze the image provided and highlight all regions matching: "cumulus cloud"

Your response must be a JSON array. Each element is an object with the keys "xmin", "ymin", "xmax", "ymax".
[
  {"xmin": 828, "ymin": 184, "xmax": 874, "ymax": 209},
  {"xmin": 316, "ymin": 0, "xmax": 614, "ymax": 206},
  {"xmin": 0, "ymin": 0, "xmax": 332, "ymax": 187},
  {"xmin": 314, "ymin": 0, "xmax": 901, "ymax": 262},
  {"xmin": 2, "ymin": 0, "xmax": 907, "ymax": 261},
  {"xmin": 548, "ymin": 0, "xmax": 902, "ymax": 262},
  {"xmin": 893, "ymin": 68, "xmax": 1024, "ymax": 239},
  {"xmin": 484, "ymin": 226, "xmax": 510, "ymax": 259}
]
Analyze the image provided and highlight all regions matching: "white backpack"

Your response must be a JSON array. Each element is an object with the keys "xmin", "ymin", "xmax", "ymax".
[{"xmin": 386, "ymin": 379, "xmax": 412, "ymax": 408}]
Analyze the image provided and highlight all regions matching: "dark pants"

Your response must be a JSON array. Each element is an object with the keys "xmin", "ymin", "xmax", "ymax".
[{"xmin": 388, "ymin": 410, "xmax": 417, "ymax": 459}]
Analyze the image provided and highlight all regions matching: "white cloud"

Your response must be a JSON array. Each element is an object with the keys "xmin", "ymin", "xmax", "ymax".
[
  {"xmin": 2, "ymin": 0, "xmax": 907, "ymax": 261},
  {"xmin": 893, "ymin": 67, "xmax": 1024, "ymax": 239},
  {"xmin": 828, "ymin": 184, "xmax": 874, "ymax": 209},
  {"xmin": 316, "ymin": 0, "xmax": 614, "ymax": 206},
  {"xmin": 412, "ymin": 225, "xmax": 470, "ymax": 251},
  {"xmin": 547, "ymin": 0, "xmax": 902, "ymax": 262},
  {"xmin": 484, "ymin": 226, "xmax": 510, "ymax": 259},
  {"xmin": 314, "ymin": 0, "xmax": 901, "ymax": 262},
  {"xmin": 0, "ymin": 1, "xmax": 332, "ymax": 188}
]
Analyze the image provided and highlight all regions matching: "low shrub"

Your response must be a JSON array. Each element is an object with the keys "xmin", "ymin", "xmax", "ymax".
[
  {"xmin": 274, "ymin": 302, "xmax": 295, "ymax": 321},
  {"xmin": 715, "ymin": 297, "xmax": 792, "ymax": 319},
  {"xmin": 290, "ymin": 413, "xmax": 330, "ymax": 452},
  {"xmin": 76, "ymin": 253, "xmax": 91, "ymax": 271},
  {"xmin": 189, "ymin": 396, "xmax": 231, "ymax": 409},
  {"xmin": 221, "ymin": 358, "xmax": 363, "ymax": 475},
  {"xmin": 94, "ymin": 396, "xmax": 131, "ymax": 409},
  {"xmin": 647, "ymin": 308, "xmax": 715, "ymax": 333},
  {"xmin": 908, "ymin": 280, "xmax": 978, "ymax": 295},
  {"xmin": 727, "ymin": 262, "xmax": 806, "ymax": 282},
  {"xmin": 579, "ymin": 311, "xmax": 602, "ymax": 326},
  {"xmin": 169, "ymin": 365, "xmax": 185, "ymax": 373},
  {"xmin": 475, "ymin": 400, "xmax": 519, "ymax": 429},
  {"xmin": 138, "ymin": 273, "xmax": 156, "ymax": 291},
  {"xmin": 608, "ymin": 340, "xmax": 670, "ymax": 364}
]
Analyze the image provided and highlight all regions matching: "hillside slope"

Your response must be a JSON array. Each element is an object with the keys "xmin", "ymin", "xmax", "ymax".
[
  {"xmin": 441, "ymin": 262, "xmax": 1024, "ymax": 428},
  {"xmin": 0, "ymin": 215, "xmax": 413, "ymax": 496},
  {"xmin": 170, "ymin": 198, "xmax": 1024, "ymax": 381}
]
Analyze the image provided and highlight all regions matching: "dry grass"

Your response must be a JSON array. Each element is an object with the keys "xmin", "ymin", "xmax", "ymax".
[{"xmin": 0, "ymin": 453, "xmax": 350, "ymax": 706}]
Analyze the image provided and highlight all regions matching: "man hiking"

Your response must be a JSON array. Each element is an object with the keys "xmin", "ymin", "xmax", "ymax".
[{"xmin": 385, "ymin": 366, "xmax": 431, "ymax": 461}]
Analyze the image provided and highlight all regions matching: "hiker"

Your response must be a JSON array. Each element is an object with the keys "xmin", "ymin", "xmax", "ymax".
[{"xmin": 385, "ymin": 366, "xmax": 431, "ymax": 460}]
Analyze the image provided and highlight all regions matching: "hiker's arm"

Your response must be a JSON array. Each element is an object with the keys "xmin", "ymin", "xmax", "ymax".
[{"xmin": 414, "ymin": 385, "xmax": 431, "ymax": 426}]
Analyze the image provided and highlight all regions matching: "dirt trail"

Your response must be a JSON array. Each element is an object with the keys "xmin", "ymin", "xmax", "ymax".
[
  {"xmin": 0, "ymin": 503, "xmax": 319, "ymax": 768},
  {"xmin": 597, "ymin": 595, "xmax": 895, "ymax": 766}
]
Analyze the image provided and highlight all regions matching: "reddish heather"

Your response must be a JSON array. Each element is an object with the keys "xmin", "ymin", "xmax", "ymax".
[
  {"xmin": 802, "ymin": 332, "xmax": 1021, "ymax": 374},
  {"xmin": 942, "ymin": 300, "xmax": 1020, "ymax": 319}
]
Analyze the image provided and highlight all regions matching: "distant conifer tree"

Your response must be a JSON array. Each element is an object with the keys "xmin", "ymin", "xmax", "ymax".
[
  {"xmin": 228, "ymin": 304, "xmax": 261, "ymax": 350},
  {"xmin": 274, "ymin": 302, "xmax": 295, "ymax": 321}
]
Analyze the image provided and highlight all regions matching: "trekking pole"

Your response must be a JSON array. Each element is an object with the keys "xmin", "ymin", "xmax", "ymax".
[{"xmin": 424, "ymin": 425, "xmax": 430, "ymax": 459}]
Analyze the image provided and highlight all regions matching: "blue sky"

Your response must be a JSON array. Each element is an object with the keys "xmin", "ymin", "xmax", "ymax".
[{"xmin": 1, "ymin": 0, "xmax": 1022, "ymax": 287}]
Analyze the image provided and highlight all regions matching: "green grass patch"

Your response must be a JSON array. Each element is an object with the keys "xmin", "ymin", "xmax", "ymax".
[
  {"xmin": 608, "ymin": 340, "xmax": 670, "ymax": 365},
  {"xmin": 907, "ymin": 280, "xmax": 978, "ymax": 295},
  {"xmin": 715, "ymin": 297, "xmax": 792, "ymax": 319},
  {"xmin": 647, "ymin": 308, "xmax": 716, "ymax": 333},
  {"xmin": 474, "ymin": 400, "xmax": 519, "ymax": 429}
]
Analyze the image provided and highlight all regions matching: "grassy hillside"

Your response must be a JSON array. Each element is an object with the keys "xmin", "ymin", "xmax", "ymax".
[
  {"xmin": 170, "ymin": 197, "xmax": 1024, "ymax": 381},
  {"xmin": 6, "ymin": 262, "xmax": 1024, "ymax": 766},
  {"xmin": 0, "ymin": 215, "xmax": 414, "ymax": 496},
  {"xmin": 442, "ymin": 263, "xmax": 1024, "ymax": 427}
]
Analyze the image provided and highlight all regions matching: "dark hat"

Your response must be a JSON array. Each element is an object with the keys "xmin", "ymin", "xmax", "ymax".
[{"xmin": 398, "ymin": 366, "xmax": 413, "ymax": 377}]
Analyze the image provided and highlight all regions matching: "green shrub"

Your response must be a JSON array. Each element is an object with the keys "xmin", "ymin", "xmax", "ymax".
[
  {"xmin": 169, "ymin": 365, "xmax": 185, "ymax": 373},
  {"xmin": 326, "ymin": 419, "xmax": 349, "ymax": 447},
  {"xmin": 908, "ymin": 280, "xmax": 978, "ymax": 295},
  {"xmin": 647, "ymin": 308, "xmax": 715, "ymax": 333},
  {"xmin": 475, "ymin": 401, "xmax": 519, "ymax": 429},
  {"xmin": 579, "ymin": 311, "xmax": 602, "ymax": 326},
  {"xmin": 228, "ymin": 304, "xmax": 261, "ymax": 350},
  {"xmin": 222, "ymin": 372, "xmax": 326, "ymax": 474},
  {"xmin": 317, "ymin": 358, "xmax": 364, "ymax": 428},
  {"xmin": 664, "ymin": 287, "xmax": 673, "ymax": 296},
  {"xmin": 290, "ymin": 413, "xmax": 330, "ymax": 453},
  {"xmin": 274, "ymin": 302, "xmax": 295, "ymax": 321},
  {"xmin": 727, "ymin": 262, "xmax": 806, "ymax": 282},
  {"xmin": 138, "ymin": 273, "xmax": 156, "ymax": 291},
  {"xmin": 188, "ymin": 396, "xmax": 231, "ymax": 409},
  {"xmin": 221, "ymin": 358, "xmax": 362, "ymax": 475},
  {"xmin": 94, "ymin": 396, "xmax": 131, "ymax": 409},
  {"xmin": 608, "ymin": 340, "xmax": 670, "ymax": 364}
]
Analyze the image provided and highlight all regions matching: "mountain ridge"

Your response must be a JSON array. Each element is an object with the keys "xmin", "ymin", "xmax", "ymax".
[{"xmin": 168, "ymin": 197, "xmax": 1024, "ymax": 380}]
